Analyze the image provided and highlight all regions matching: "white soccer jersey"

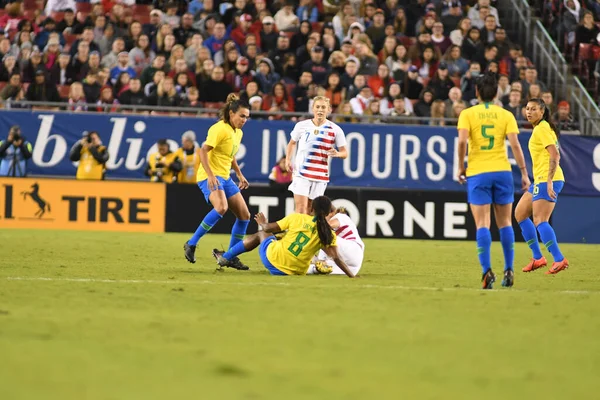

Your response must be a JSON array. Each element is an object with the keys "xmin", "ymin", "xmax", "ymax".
[
  {"xmin": 333, "ymin": 213, "xmax": 364, "ymax": 250},
  {"xmin": 290, "ymin": 119, "xmax": 347, "ymax": 183}
]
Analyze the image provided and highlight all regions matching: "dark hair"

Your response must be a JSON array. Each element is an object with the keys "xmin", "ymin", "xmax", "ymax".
[
  {"xmin": 312, "ymin": 196, "xmax": 334, "ymax": 246},
  {"xmin": 476, "ymin": 72, "xmax": 498, "ymax": 102},
  {"xmin": 527, "ymin": 98, "xmax": 558, "ymax": 136},
  {"xmin": 219, "ymin": 93, "xmax": 249, "ymax": 125},
  {"xmin": 157, "ymin": 138, "xmax": 168, "ymax": 146}
]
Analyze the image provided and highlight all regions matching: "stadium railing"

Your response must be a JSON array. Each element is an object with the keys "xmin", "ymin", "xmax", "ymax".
[
  {"xmin": 500, "ymin": 0, "xmax": 600, "ymax": 136},
  {"xmin": 0, "ymin": 100, "xmax": 547, "ymax": 128}
]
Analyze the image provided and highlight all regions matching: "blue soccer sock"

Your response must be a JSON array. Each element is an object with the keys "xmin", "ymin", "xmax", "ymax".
[
  {"xmin": 519, "ymin": 219, "xmax": 543, "ymax": 259},
  {"xmin": 229, "ymin": 219, "xmax": 250, "ymax": 250},
  {"xmin": 223, "ymin": 240, "xmax": 247, "ymax": 260},
  {"xmin": 188, "ymin": 209, "xmax": 223, "ymax": 246},
  {"xmin": 536, "ymin": 222, "xmax": 564, "ymax": 262},
  {"xmin": 499, "ymin": 226, "xmax": 515, "ymax": 272},
  {"xmin": 476, "ymin": 228, "xmax": 492, "ymax": 274}
]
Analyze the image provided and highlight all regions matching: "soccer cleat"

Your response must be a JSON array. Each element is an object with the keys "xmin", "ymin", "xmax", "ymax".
[
  {"xmin": 501, "ymin": 270, "xmax": 514, "ymax": 287},
  {"xmin": 481, "ymin": 269, "xmax": 496, "ymax": 289},
  {"xmin": 314, "ymin": 261, "xmax": 333, "ymax": 275},
  {"xmin": 522, "ymin": 257, "xmax": 547, "ymax": 273},
  {"xmin": 212, "ymin": 249, "xmax": 249, "ymax": 271},
  {"xmin": 545, "ymin": 258, "xmax": 569, "ymax": 275},
  {"xmin": 184, "ymin": 242, "xmax": 196, "ymax": 263}
]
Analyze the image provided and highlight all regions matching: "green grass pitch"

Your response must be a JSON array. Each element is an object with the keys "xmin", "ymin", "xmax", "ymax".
[{"xmin": 1, "ymin": 229, "xmax": 599, "ymax": 400}]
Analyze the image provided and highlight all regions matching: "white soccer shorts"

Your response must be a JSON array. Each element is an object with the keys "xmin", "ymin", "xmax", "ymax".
[
  {"xmin": 288, "ymin": 176, "xmax": 328, "ymax": 200},
  {"xmin": 306, "ymin": 238, "xmax": 364, "ymax": 276}
]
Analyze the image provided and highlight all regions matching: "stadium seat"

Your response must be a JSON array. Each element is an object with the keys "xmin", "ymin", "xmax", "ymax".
[
  {"xmin": 64, "ymin": 33, "xmax": 78, "ymax": 46},
  {"xmin": 283, "ymin": 31, "xmax": 294, "ymax": 40},
  {"xmin": 22, "ymin": 0, "xmax": 39, "ymax": 10},
  {"xmin": 0, "ymin": 82, "xmax": 7, "ymax": 92},
  {"xmin": 131, "ymin": 5, "xmax": 152, "ymax": 15},
  {"xmin": 76, "ymin": 3, "xmax": 92, "ymax": 13},
  {"xmin": 133, "ymin": 13, "xmax": 151, "ymax": 24},
  {"xmin": 450, "ymin": 77, "xmax": 460, "ymax": 87},
  {"xmin": 51, "ymin": 11, "xmax": 65, "ymax": 22},
  {"xmin": 285, "ymin": 83, "xmax": 296, "ymax": 96},
  {"xmin": 23, "ymin": 9, "xmax": 37, "ymax": 21},
  {"xmin": 58, "ymin": 85, "xmax": 71, "ymax": 99},
  {"xmin": 592, "ymin": 46, "xmax": 600, "ymax": 60},
  {"xmin": 311, "ymin": 22, "xmax": 324, "ymax": 32},
  {"xmin": 204, "ymin": 102, "xmax": 224, "ymax": 109},
  {"xmin": 577, "ymin": 43, "xmax": 594, "ymax": 75}
]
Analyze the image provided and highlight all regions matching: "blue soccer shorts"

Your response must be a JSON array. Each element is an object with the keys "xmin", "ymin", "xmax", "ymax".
[
  {"xmin": 258, "ymin": 236, "xmax": 288, "ymax": 276},
  {"xmin": 466, "ymin": 171, "xmax": 514, "ymax": 205},
  {"xmin": 528, "ymin": 181, "xmax": 564, "ymax": 203},
  {"xmin": 198, "ymin": 176, "xmax": 240, "ymax": 204}
]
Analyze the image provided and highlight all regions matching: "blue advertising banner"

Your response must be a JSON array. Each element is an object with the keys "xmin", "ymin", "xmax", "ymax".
[{"xmin": 1, "ymin": 110, "xmax": 599, "ymax": 196}]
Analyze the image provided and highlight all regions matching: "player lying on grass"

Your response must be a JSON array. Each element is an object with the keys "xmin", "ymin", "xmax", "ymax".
[
  {"xmin": 213, "ymin": 196, "xmax": 356, "ymax": 277},
  {"xmin": 306, "ymin": 206, "xmax": 364, "ymax": 276}
]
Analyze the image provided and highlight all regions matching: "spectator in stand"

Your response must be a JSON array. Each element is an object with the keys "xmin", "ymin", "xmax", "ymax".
[
  {"xmin": 144, "ymin": 9, "xmax": 163, "ymax": 39},
  {"xmin": 450, "ymin": 17, "xmax": 471, "ymax": 46},
  {"xmin": 118, "ymin": 77, "xmax": 146, "ymax": 107},
  {"xmin": 148, "ymin": 76, "xmax": 180, "ymax": 107},
  {"xmin": 113, "ymin": 72, "xmax": 131, "ymax": 98},
  {"xmin": 96, "ymin": 23, "xmax": 116, "ymax": 56},
  {"xmin": 260, "ymin": 16, "xmax": 279, "ymax": 53},
  {"xmin": 269, "ymin": 33, "xmax": 292, "ymax": 75},
  {"xmin": 367, "ymin": 63, "xmax": 392, "ymax": 98},
  {"xmin": 350, "ymin": 85, "xmax": 374, "ymax": 115},
  {"xmin": 327, "ymin": 50, "xmax": 346, "ymax": 77},
  {"xmin": 292, "ymin": 71, "xmax": 312, "ymax": 112},
  {"xmin": 364, "ymin": 98, "xmax": 383, "ymax": 123},
  {"xmin": 366, "ymin": 9, "xmax": 387, "ymax": 54},
  {"xmin": 96, "ymin": 86, "xmax": 118, "ymax": 112},
  {"xmin": 275, "ymin": 1, "xmax": 300, "ymax": 31},
  {"xmin": 471, "ymin": 5, "xmax": 490, "ymax": 30},
  {"xmin": 163, "ymin": 2, "xmax": 181, "ymax": 29},
  {"xmin": 0, "ymin": 54, "xmax": 19, "ymax": 82},
  {"xmin": 70, "ymin": 27, "xmax": 100, "ymax": 57},
  {"xmin": 385, "ymin": 44, "xmax": 410, "ymax": 81},
  {"xmin": 204, "ymin": 21, "xmax": 228, "ymax": 58},
  {"xmin": 522, "ymin": 66, "xmax": 547, "ymax": 93},
  {"xmin": 296, "ymin": 0, "xmax": 319, "ymax": 23},
  {"xmin": 0, "ymin": 3, "xmax": 24, "ymax": 37},
  {"xmin": 441, "ymin": 2, "xmax": 463, "ymax": 34},
  {"xmin": 110, "ymin": 51, "xmax": 136, "ymax": 84},
  {"xmin": 563, "ymin": 0, "xmax": 583, "ymax": 47},
  {"xmin": 354, "ymin": 39, "xmax": 378, "ymax": 76},
  {"xmin": 324, "ymin": 72, "xmax": 346, "ymax": 110},
  {"xmin": 269, "ymin": 156, "xmax": 293, "ymax": 188},
  {"xmin": 57, "ymin": 9, "xmax": 76, "ymax": 34},
  {"xmin": 432, "ymin": 21, "xmax": 453, "ymax": 55},
  {"xmin": 174, "ymin": 72, "xmax": 192, "ymax": 99},
  {"xmin": 468, "ymin": 0, "xmax": 500, "ymax": 22},
  {"xmin": 474, "ymin": 44, "xmax": 498, "ymax": 71},
  {"xmin": 481, "ymin": 15, "xmax": 498, "ymax": 44},
  {"xmin": 302, "ymin": 46, "xmax": 331, "ymax": 86},
  {"xmin": 553, "ymin": 101, "xmax": 580, "ymax": 131},
  {"xmin": 225, "ymin": 56, "xmax": 254, "ymax": 93},
  {"xmin": 291, "ymin": 20, "xmax": 311, "ymax": 50},
  {"xmin": 230, "ymin": 13, "xmax": 254, "ymax": 49},
  {"xmin": 263, "ymin": 82, "xmax": 294, "ymax": 119},
  {"xmin": 181, "ymin": 87, "xmax": 201, "ymax": 108},
  {"xmin": 414, "ymin": 88, "xmax": 434, "ymax": 119},
  {"xmin": 174, "ymin": 13, "xmax": 199, "ymax": 46},
  {"xmin": 141, "ymin": 54, "xmax": 167, "ymax": 86},
  {"xmin": 248, "ymin": 95, "xmax": 264, "ymax": 118},
  {"xmin": 461, "ymin": 27, "xmax": 483, "ymax": 60},
  {"xmin": 168, "ymin": 58, "xmax": 196, "ymax": 86},
  {"xmin": 430, "ymin": 100, "xmax": 447, "ymax": 126},
  {"xmin": 492, "ymin": 27, "xmax": 511, "ymax": 60},
  {"xmin": 69, "ymin": 130, "xmax": 109, "ymax": 180},
  {"xmin": 497, "ymin": 74, "xmax": 511, "ymax": 99},
  {"xmin": 442, "ymin": 45, "xmax": 469, "ymax": 77},
  {"xmin": 82, "ymin": 72, "xmax": 102, "ymax": 104},
  {"xmin": 255, "ymin": 58, "xmax": 280, "ymax": 94},
  {"xmin": 25, "ymin": 68, "xmax": 61, "ymax": 103},
  {"xmin": 380, "ymin": 82, "xmax": 402, "ymax": 115},
  {"xmin": 341, "ymin": 57, "xmax": 359, "ymax": 90},
  {"xmin": 388, "ymin": 97, "xmax": 415, "ymax": 123},
  {"xmin": 415, "ymin": 45, "xmax": 440, "ymax": 81},
  {"xmin": 346, "ymin": 73, "xmax": 366, "ymax": 100},
  {"xmin": 527, "ymin": 83, "xmax": 542, "ymax": 102},
  {"xmin": 541, "ymin": 91, "xmax": 555, "ymax": 115},
  {"xmin": 444, "ymin": 87, "xmax": 463, "ymax": 118},
  {"xmin": 575, "ymin": 10, "xmax": 599, "ymax": 61},
  {"xmin": 0, "ymin": 73, "xmax": 21, "ymax": 100},
  {"xmin": 461, "ymin": 61, "xmax": 481, "ymax": 104},
  {"xmin": 101, "ymin": 38, "xmax": 125, "ymax": 70},
  {"xmin": 35, "ymin": 18, "xmax": 64, "ymax": 51},
  {"xmin": 214, "ymin": 40, "xmax": 237, "ymax": 67},
  {"xmin": 404, "ymin": 65, "xmax": 424, "ymax": 100},
  {"xmin": 22, "ymin": 48, "xmax": 45, "ymax": 83},
  {"xmin": 129, "ymin": 35, "xmax": 155, "ymax": 76},
  {"xmin": 429, "ymin": 63, "xmax": 454, "ymax": 101},
  {"xmin": 43, "ymin": 37, "xmax": 62, "ymax": 70},
  {"xmin": 199, "ymin": 66, "xmax": 233, "ymax": 103},
  {"xmin": 504, "ymin": 89, "xmax": 525, "ymax": 121},
  {"xmin": 195, "ymin": 58, "xmax": 215, "ymax": 84},
  {"xmin": 67, "ymin": 82, "xmax": 87, "ymax": 111}
]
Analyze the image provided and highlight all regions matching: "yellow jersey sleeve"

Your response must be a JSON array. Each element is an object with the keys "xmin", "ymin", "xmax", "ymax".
[
  {"xmin": 204, "ymin": 124, "xmax": 221, "ymax": 148},
  {"xmin": 537, "ymin": 123, "xmax": 557, "ymax": 148},
  {"xmin": 275, "ymin": 214, "xmax": 294, "ymax": 232},
  {"xmin": 457, "ymin": 110, "xmax": 470, "ymax": 131}
]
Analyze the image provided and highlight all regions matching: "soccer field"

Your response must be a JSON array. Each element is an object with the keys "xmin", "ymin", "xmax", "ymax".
[{"xmin": 1, "ymin": 229, "xmax": 599, "ymax": 400}]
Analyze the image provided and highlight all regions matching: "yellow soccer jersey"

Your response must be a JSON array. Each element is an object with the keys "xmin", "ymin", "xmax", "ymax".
[
  {"xmin": 529, "ymin": 120, "xmax": 565, "ymax": 183},
  {"xmin": 457, "ymin": 103, "xmax": 519, "ymax": 177},
  {"xmin": 196, "ymin": 120, "xmax": 243, "ymax": 182},
  {"xmin": 267, "ymin": 213, "xmax": 337, "ymax": 275}
]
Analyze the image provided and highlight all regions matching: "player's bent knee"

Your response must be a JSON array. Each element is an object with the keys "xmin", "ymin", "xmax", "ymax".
[
  {"xmin": 533, "ymin": 215, "xmax": 549, "ymax": 226},
  {"xmin": 257, "ymin": 231, "xmax": 273, "ymax": 242},
  {"xmin": 213, "ymin": 204, "xmax": 228, "ymax": 215}
]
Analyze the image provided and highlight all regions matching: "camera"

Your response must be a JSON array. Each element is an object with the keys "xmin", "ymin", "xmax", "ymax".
[{"xmin": 9, "ymin": 126, "xmax": 21, "ymax": 141}]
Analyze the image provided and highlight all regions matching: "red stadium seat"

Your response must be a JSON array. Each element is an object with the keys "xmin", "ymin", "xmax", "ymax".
[
  {"xmin": 76, "ymin": 3, "xmax": 92, "ymax": 13},
  {"xmin": 204, "ymin": 102, "xmax": 224, "ymax": 109},
  {"xmin": 0, "ymin": 82, "xmax": 7, "ymax": 92},
  {"xmin": 285, "ymin": 83, "xmax": 296, "ymax": 96},
  {"xmin": 131, "ymin": 5, "xmax": 152, "ymax": 15},
  {"xmin": 283, "ymin": 31, "xmax": 294, "ymax": 40},
  {"xmin": 58, "ymin": 85, "xmax": 71, "ymax": 99},
  {"xmin": 311, "ymin": 22, "xmax": 324, "ymax": 32},
  {"xmin": 23, "ymin": 9, "xmax": 37, "ymax": 21},
  {"xmin": 22, "ymin": 0, "xmax": 39, "ymax": 10},
  {"xmin": 51, "ymin": 11, "xmax": 65, "ymax": 22},
  {"xmin": 578, "ymin": 43, "xmax": 593, "ymax": 61},
  {"xmin": 64, "ymin": 33, "xmax": 78, "ymax": 46},
  {"xmin": 450, "ymin": 77, "xmax": 460, "ymax": 87},
  {"xmin": 592, "ymin": 46, "xmax": 600, "ymax": 60},
  {"xmin": 133, "ymin": 13, "xmax": 151, "ymax": 24}
]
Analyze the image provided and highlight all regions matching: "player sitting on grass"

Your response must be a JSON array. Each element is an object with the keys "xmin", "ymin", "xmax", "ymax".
[
  {"xmin": 306, "ymin": 206, "xmax": 364, "ymax": 276},
  {"xmin": 213, "ymin": 196, "xmax": 356, "ymax": 278}
]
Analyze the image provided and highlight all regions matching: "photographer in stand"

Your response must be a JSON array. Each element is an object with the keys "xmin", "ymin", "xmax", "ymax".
[
  {"xmin": 69, "ymin": 131, "xmax": 110, "ymax": 180},
  {"xmin": 145, "ymin": 138, "xmax": 182, "ymax": 183},
  {"xmin": 0, "ymin": 126, "xmax": 33, "ymax": 177}
]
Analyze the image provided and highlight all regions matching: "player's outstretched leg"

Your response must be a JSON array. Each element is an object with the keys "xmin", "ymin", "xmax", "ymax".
[
  {"xmin": 225, "ymin": 193, "xmax": 251, "ymax": 270},
  {"xmin": 213, "ymin": 232, "xmax": 270, "ymax": 270}
]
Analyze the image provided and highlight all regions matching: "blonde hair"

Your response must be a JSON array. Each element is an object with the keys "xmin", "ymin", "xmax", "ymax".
[
  {"xmin": 430, "ymin": 100, "xmax": 446, "ymax": 126},
  {"xmin": 313, "ymin": 95, "xmax": 331, "ymax": 106}
]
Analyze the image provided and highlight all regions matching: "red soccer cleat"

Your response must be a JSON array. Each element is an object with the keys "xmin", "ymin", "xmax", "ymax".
[
  {"xmin": 522, "ymin": 257, "xmax": 547, "ymax": 272},
  {"xmin": 545, "ymin": 258, "xmax": 569, "ymax": 275}
]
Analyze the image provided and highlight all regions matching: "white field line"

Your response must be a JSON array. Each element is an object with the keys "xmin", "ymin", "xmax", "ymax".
[{"xmin": 4, "ymin": 276, "xmax": 598, "ymax": 295}]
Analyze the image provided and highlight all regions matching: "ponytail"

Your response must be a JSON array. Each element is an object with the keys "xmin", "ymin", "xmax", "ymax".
[
  {"xmin": 219, "ymin": 93, "xmax": 248, "ymax": 126},
  {"xmin": 529, "ymin": 98, "xmax": 558, "ymax": 137},
  {"xmin": 312, "ymin": 196, "xmax": 334, "ymax": 246}
]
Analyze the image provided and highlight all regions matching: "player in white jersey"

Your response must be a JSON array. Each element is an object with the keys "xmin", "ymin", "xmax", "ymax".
[
  {"xmin": 285, "ymin": 96, "xmax": 348, "ymax": 214},
  {"xmin": 307, "ymin": 207, "xmax": 364, "ymax": 276}
]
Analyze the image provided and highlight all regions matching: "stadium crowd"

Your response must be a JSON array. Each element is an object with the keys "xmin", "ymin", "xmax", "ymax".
[{"xmin": 0, "ymin": 0, "xmax": 577, "ymax": 128}]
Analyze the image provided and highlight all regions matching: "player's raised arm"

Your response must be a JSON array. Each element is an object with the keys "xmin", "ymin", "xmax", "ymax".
[{"xmin": 254, "ymin": 212, "xmax": 281, "ymax": 233}]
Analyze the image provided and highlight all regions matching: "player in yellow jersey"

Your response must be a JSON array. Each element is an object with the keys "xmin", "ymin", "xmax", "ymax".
[
  {"xmin": 515, "ymin": 98, "xmax": 569, "ymax": 275},
  {"xmin": 213, "ymin": 196, "xmax": 355, "ymax": 277},
  {"xmin": 457, "ymin": 73, "xmax": 530, "ymax": 289},
  {"xmin": 184, "ymin": 94, "xmax": 252, "ymax": 270}
]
